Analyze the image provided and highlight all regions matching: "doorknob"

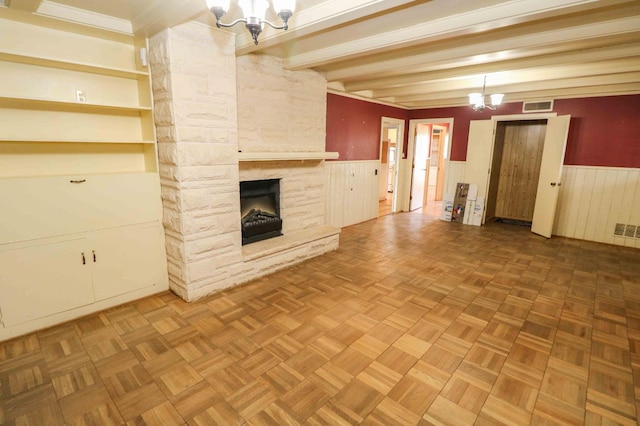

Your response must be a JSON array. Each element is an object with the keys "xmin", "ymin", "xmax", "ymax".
[{"xmin": 550, "ymin": 182, "xmax": 556, "ymax": 186}]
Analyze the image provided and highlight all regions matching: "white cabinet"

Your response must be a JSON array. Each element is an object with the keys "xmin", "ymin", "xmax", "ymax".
[
  {"xmin": 91, "ymin": 224, "xmax": 165, "ymax": 301},
  {"xmin": 0, "ymin": 10, "xmax": 168, "ymax": 340},
  {"xmin": 0, "ymin": 238, "xmax": 94, "ymax": 327},
  {"xmin": 0, "ymin": 173, "xmax": 162, "ymax": 245},
  {"xmin": 0, "ymin": 223, "xmax": 166, "ymax": 329}
]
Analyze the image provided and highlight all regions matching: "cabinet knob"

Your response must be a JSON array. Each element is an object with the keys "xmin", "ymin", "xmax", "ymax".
[
  {"xmin": 70, "ymin": 179, "xmax": 86, "ymax": 184},
  {"xmin": 81, "ymin": 252, "xmax": 86, "ymax": 265},
  {"xmin": 92, "ymin": 250, "xmax": 96, "ymax": 263}
]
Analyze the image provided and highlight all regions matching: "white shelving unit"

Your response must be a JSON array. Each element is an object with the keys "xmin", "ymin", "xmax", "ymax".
[{"xmin": 0, "ymin": 8, "xmax": 168, "ymax": 340}]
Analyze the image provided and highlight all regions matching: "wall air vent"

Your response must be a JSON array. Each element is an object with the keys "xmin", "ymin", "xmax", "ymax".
[
  {"xmin": 625, "ymin": 225, "xmax": 637, "ymax": 238},
  {"xmin": 614, "ymin": 223, "xmax": 625, "ymax": 236},
  {"xmin": 523, "ymin": 100, "xmax": 554, "ymax": 113}
]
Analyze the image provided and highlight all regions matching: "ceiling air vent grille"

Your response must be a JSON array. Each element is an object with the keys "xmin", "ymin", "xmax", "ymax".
[{"xmin": 523, "ymin": 100, "xmax": 554, "ymax": 113}]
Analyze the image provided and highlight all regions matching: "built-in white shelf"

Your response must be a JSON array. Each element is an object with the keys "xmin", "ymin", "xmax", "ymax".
[
  {"xmin": 0, "ymin": 96, "xmax": 151, "ymax": 113},
  {"xmin": 238, "ymin": 151, "xmax": 339, "ymax": 162},
  {"xmin": 0, "ymin": 137, "xmax": 156, "ymax": 144},
  {"xmin": 242, "ymin": 225, "xmax": 341, "ymax": 261},
  {"xmin": 0, "ymin": 51, "xmax": 147, "ymax": 79}
]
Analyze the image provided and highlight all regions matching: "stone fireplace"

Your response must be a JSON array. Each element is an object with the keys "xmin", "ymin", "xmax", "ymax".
[
  {"xmin": 240, "ymin": 179, "xmax": 282, "ymax": 245},
  {"xmin": 149, "ymin": 22, "xmax": 339, "ymax": 302}
]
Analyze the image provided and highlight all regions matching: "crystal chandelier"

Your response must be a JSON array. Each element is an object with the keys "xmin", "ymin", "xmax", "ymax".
[
  {"xmin": 206, "ymin": 0, "xmax": 296, "ymax": 45},
  {"xmin": 468, "ymin": 76, "xmax": 504, "ymax": 111}
]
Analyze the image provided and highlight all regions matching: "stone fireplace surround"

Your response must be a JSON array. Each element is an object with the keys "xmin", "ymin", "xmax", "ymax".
[{"xmin": 149, "ymin": 22, "xmax": 339, "ymax": 302}]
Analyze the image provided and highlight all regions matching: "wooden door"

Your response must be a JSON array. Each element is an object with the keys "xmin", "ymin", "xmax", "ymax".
[
  {"xmin": 495, "ymin": 120, "xmax": 546, "ymax": 221},
  {"xmin": 531, "ymin": 115, "xmax": 571, "ymax": 238}
]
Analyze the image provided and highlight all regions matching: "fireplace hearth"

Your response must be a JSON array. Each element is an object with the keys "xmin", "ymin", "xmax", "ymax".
[{"xmin": 240, "ymin": 179, "xmax": 282, "ymax": 245}]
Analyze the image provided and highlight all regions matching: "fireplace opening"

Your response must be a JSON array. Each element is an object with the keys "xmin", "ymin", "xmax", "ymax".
[{"xmin": 240, "ymin": 179, "xmax": 283, "ymax": 245}]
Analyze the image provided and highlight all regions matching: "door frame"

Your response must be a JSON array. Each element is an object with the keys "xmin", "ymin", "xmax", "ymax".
[
  {"xmin": 406, "ymin": 118, "xmax": 454, "ymax": 212},
  {"xmin": 379, "ymin": 117, "xmax": 406, "ymax": 213},
  {"xmin": 467, "ymin": 112, "xmax": 567, "ymax": 230}
]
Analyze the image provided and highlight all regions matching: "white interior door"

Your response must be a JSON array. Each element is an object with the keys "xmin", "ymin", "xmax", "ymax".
[
  {"xmin": 410, "ymin": 133, "xmax": 430, "ymax": 210},
  {"xmin": 463, "ymin": 120, "xmax": 495, "ymax": 219},
  {"xmin": 531, "ymin": 115, "xmax": 571, "ymax": 238}
]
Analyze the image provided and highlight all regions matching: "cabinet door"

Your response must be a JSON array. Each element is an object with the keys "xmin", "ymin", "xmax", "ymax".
[
  {"xmin": 0, "ymin": 238, "xmax": 94, "ymax": 327},
  {"xmin": 91, "ymin": 224, "xmax": 165, "ymax": 301}
]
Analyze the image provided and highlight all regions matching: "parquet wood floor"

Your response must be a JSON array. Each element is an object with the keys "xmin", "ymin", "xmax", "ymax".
[{"xmin": 2, "ymin": 212, "xmax": 640, "ymax": 425}]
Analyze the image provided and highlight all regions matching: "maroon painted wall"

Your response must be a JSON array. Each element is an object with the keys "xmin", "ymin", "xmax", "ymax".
[
  {"xmin": 408, "ymin": 94, "xmax": 640, "ymax": 167},
  {"xmin": 554, "ymin": 95, "xmax": 640, "ymax": 167},
  {"xmin": 327, "ymin": 93, "xmax": 640, "ymax": 168},
  {"xmin": 326, "ymin": 94, "xmax": 408, "ymax": 161}
]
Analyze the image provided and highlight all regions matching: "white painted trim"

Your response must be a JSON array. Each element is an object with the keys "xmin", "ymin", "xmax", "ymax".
[
  {"xmin": 328, "ymin": 159, "xmax": 380, "ymax": 165},
  {"xmin": 36, "ymin": 0, "xmax": 133, "ymax": 34},
  {"xmin": 406, "ymin": 117, "xmax": 455, "ymax": 212},
  {"xmin": 380, "ymin": 116, "xmax": 406, "ymax": 212},
  {"xmin": 563, "ymin": 164, "xmax": 640, "ymax": 172},
  {"xmin": 491, "ymin": 112, "xmax": 557, "ymax": 121}
]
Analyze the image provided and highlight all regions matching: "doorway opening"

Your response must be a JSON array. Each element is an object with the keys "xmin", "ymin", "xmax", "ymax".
[
  {"xmin": 407, "ymin": 118, "xmax": 453, "ymax": 217},
  {"xmin": 464, "ymin": 114, "xmax": 570, "ymax": 237},
  {"xmin": 378, "ymin": 117, "xmax": 405, "ymax": 217},
  {"xmin": 485, "ymin": 120, "xmax": 547, "ymax": 226}
]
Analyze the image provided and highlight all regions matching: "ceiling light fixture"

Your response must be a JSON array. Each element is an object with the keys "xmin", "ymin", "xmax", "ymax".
[
  {"xmin": 206, "ymin": 0, "xmax": 296, "ymax": 45},
  {"xmin": 468, "ymin": 76, "xmax": 504, "ymax": 111}
]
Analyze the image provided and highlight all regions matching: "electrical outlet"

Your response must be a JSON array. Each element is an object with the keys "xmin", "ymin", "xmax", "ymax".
[{"xmin": 76, "ymin": 90, "xmax": 86, "ymax": 102}]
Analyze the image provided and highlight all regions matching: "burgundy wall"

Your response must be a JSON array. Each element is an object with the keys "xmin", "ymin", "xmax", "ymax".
[
  {"xmin": 327, "ymin": 93, "xmax": 640, "ymax": 167},
  {"xmin": 407, "ymin": 94, "xmax": 640, "ymax": 167},
  {"xmin": 554, "ymin": 95, "xmax": 640, "ymax": 167},
  {"xmin": 326, "ymin": 94, "xmax": 408, "ymax": 161}
]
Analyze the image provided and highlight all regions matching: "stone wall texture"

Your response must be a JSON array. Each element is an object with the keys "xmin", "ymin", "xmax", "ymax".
[{"xmin": 149, "ymin": 22, "xmax": 337, "ymax": 301}]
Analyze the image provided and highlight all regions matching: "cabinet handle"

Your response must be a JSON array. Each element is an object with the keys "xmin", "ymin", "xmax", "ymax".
[
  {"xmin": 81, "ymin": 252, "xmax": 86, "ymax": 265},
  {"xmin": 92, "ymin": 250, "xmax": 96, "ymax": 263},
  {"xmin": 70, "ymin": 179, "xmax": 86, "ymax": 184}
]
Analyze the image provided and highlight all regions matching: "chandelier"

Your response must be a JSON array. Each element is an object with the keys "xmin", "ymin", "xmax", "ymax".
[
  {"xmin": 468, "ymin": 76, "xmax": 504, "ymax": 111},
  {"xmin": 206, "ymin": 0, "xmax": 296, "ymax": 45}
]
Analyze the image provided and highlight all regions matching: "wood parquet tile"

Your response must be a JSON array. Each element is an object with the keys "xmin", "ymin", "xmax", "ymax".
[{"xmin": 2, "ymin": 212, "xmax": 640, "ymax": 425}]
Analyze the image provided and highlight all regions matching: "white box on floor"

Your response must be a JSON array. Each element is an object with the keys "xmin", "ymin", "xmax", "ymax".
[
  {"xmin": 463, "ymin": 200, "xmax": 475, "ymax": 224},
  {"xmin": 471, "ymin": 196, "xmax": 485, "ymax": 226},
  {"xmin": 441, "ymin": 193, "xmax": 453, "ymax": 221}
]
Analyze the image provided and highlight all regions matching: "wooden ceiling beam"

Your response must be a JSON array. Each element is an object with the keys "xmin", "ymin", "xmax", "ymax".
[
  {"xmin": 284, "ymin": 0, "xmax": 626, "ymax": 70},
  {"xmin": 392, "ymin": 72, "xmax": 640, "ymax": 103},
  {"xmin": 131, "ymin": 0, "xmax": 205, "ymax": 37},
  {"xmin": 5, "ymin": 0, "xmax": 43, "ymax": 12},
  {"xmin": 371, "ymin": 58, "xmax": 640, "ymax": 98},
  {"xmin": 235, "ymin": 0, "xmax": 417, "ymax": 55},
  {"xmin": 400, "ymin": 83, "xmax": 640, "ymax": 109},
  {"xmin": 344, "ymin": 43, "xmax": 640, "ymax": 92},
  {"xmin": 324, "ymin": 15, "xmax": 640, "ymax": 81}
]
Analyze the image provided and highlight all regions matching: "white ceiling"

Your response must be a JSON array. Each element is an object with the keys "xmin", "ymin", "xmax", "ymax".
[{"xmin": 8, "ymin": 0, "xmax": 640, "ymax": 109}]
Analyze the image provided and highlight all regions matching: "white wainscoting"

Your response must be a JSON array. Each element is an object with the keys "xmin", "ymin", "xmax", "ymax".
[
  {"xmin": 555, "ymin": 166, "xmax": 640, "ymax": 248},
  {"xmin": 325, "ymin": 160, "xmax": 380, "ymax": 228}
]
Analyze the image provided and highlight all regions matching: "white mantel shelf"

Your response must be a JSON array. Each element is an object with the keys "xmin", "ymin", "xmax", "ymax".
[{"xmin": 238, "ymin": 151, "xmax": 339, "ymax": 162}]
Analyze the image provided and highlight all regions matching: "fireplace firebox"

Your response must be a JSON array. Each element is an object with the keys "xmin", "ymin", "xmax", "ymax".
[{"xmin": 240, "ymin": 179, "xmax": 282, "ymax": 245}]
